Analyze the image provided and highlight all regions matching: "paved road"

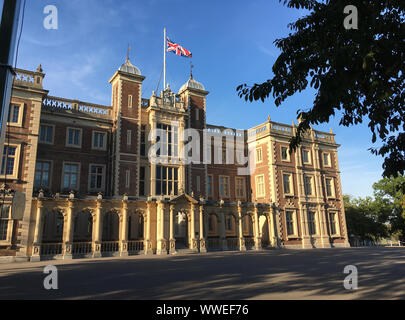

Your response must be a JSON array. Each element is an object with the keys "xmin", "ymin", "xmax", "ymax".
[{"xmin": 0, "ymin": 247, "xmax": 404, "ymax": 300}]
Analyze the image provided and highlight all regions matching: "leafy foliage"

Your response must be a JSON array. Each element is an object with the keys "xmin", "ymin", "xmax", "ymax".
[
  {"xmin": 344, "ymin": 175, "xmax": 405, "ymax": 241},
  {"xmin": 237, "ymin": 0, "xmax": 405, "ymax": 178}
]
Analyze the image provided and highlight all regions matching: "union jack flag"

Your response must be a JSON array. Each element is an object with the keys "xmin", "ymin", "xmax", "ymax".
[{"xmin": 167, "ymin": 37, "xmax": 192, "ymax": 58}]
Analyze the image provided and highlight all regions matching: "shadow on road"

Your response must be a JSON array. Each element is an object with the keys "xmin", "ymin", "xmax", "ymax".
[{"xmin": 0, "ymin": 248, "xmax": 404, "ymax": 300}]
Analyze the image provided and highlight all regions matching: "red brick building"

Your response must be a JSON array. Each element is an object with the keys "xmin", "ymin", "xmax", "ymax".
[{"xmin": 0, "ymin": 59, "xmax": 349, "ymax": 261}]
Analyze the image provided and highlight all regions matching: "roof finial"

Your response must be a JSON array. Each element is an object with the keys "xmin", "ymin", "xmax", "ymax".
[
  {"xmin": 190, "ymin": 61, "xmax": 194, "ymax": 79},
  {"xmin": 126, "ymin": 44, "xmax": 131, "ymax": 62}
]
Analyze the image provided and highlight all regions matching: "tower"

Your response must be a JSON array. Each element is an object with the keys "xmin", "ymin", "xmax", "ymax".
[
  {"xmin": 178, "ymin": 75, "xmax": 208, "ymax": 198},
  {"xmin": 109, "ymin": 58, "xmax": 145, "ymax": 197}
]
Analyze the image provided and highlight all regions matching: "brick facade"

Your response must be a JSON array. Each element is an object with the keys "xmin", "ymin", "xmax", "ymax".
[{"xmin": 0, "ymin": 60, "xmax": 349, "ymax": 260}]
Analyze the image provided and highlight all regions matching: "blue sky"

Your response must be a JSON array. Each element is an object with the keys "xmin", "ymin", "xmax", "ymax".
[{"xmin": 10, "ymin": 0, "xmax": 384, "ymax": 198}]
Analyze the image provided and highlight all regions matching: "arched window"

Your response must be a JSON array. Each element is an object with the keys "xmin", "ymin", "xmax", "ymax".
[
  {"xmin": 208, "ymin": 214, "xmax": 218, "ymax": 236},
  {"xmin": 102, "ymin": 211, "xmax": 119, "ymax": 241},
  {"xmin": 243, "ymin": 215, "xmax": 253, "ymax": 237},
  {"xmin": 42, "ymin": 210, "xmax": 64, "ymax": 243},
  {"xmin": 73, "ymin": 210, "xmax": 93, "ymax": 242}
]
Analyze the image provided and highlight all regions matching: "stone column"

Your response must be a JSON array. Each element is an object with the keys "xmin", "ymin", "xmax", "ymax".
[
  {"xmin": 253, "ymin": 204, "xmax": 262, "ymax": 250},
  {"xmin": 144, "ymin": 202, "xmax": 153, "ymax": 254},
  {"xmin": 169, "ymin": 205, "xmax": 176, "ymax": 254},
  {"xmin": 300, "ymin": 205, "xmax": 311, "ymax": 249},
  {"xmin": 31, "ymin": 200, "xmax": 44, "ymax": 261},
  {"xmin": 92, "ymin": 200, "xmax": 103, "ymax": 258},
  {"xmin": 156, "ymin": 200, "xmax": 167, "ymax": 255},
  {"xmin": 199, "ymin": 205, "xmax": 207, "ymax": 253},
  {"xmin": 237, "ymin": 202, "xmax": 246, "ymax": 251},
  {"xmin": 120, "ymin": 200, "xmax": 129, "ymax": 256},
  {"xmin": 219, "ymin": 211, "xmax": 228, "ymax": 251},
  {"xmin": 63, "ymin": 200, "xmax": 75, "ymax": 259},
  {"xmin": 150, "ymin": 114, "xmax": 157, "ymax": 196},
  {"xmin": 189, "ymin": 203, "xmax": 198, "ymax": 252}
]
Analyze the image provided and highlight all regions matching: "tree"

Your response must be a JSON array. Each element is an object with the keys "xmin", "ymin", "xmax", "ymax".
[
  {"xmin": 344, "ymin": 195, "xmax": 388, "ymax": 242},
  {"xmin": 373, "ymin": 175, "xmax": 405, "ymax": 241},
  {"xmin": 343, "ymin": 175, "xmax": 405, "ymax": 242},
  {"xmin": 237, "ymin": 0, "xmax": 405, "ymax": 178}
]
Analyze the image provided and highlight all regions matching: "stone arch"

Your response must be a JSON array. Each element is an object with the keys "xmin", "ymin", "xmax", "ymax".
[
  {"xmin": 225, "ymin": 213, "xmax": 237, "ymax": 237},
  {"xmin": 174, "ymin": 209, "xmax": 189, "ymax": 248},
  {"xmin": 102, "ymin": 210, "xmax": 120, "ymax": 241},
  {"xmin": 73, "ymin": 209, "xmax": 93, "ymax": 242},
  {"xmin": 128, "ymin": 210, "xmax": 144, "ymax": 240},
  {"xmin": 259, "ymin": 214, "xmax": 270, "ymax": 247},
  {"xmin": 207, "ymin": 213, "xmax": 219, "ymax": 237},
  {"xmin": 242, "ymin": 213, "xmax": 254, "ymax": 237},
  {"xmin": 42, "ymin": 208, "xmax": 64, "ymax": 243}
]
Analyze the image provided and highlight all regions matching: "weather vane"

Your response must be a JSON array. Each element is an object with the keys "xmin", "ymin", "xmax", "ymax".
[{"xmin": 126, "ymin": 44, "xmax": 132, "ymax": 62}]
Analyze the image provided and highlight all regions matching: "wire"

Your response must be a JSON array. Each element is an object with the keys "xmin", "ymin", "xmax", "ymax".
[
  {"xmin": 14, "ymin": 0, "xmax": 26, "ymax": 69},
  {"xmin": 156, "ymin": 65, "xmax": 163, "ymax": 94}
]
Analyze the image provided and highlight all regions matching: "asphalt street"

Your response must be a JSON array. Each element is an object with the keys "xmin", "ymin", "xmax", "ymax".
[{"xmin": 0, "ymin": 247, "xmax": 404, "ymax": 300}]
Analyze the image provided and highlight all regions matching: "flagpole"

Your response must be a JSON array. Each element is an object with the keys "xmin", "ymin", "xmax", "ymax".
[{"xmin": 163, "ymin": 27, "xmax": 166, "ymax": 92}]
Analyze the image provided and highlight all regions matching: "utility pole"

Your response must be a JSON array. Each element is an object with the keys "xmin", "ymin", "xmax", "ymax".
[{"xmin": 0, "ymin": 0, "xmax": 22, "ymax": 151}]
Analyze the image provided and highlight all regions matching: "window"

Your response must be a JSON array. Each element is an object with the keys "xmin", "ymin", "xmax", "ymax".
[
  {"xmin": 66, "ymin": 128, "xmax": 82, "ymax": 147},
  {"xmin": 89, "ymin": 165, "xmax": 104, "ymax": 191},
  {"xmin": 256, "ymin": 175, "xmax": 265, "ymax": 198},
  {"xmin": 286, "ymin": 211, "xmax": 295, "ymax": 236},
  {"xmin": 125, "ymin": 170, "xmax": 130, "ymax": 189},
  {"xmin": 323, "ymin": 153, "xmax": 331, "ymax": 167},
  {"xmin": 283, "ymin": 173, "xmax": 293, "ymax": 195},
  {"xmin": 35, "ymin": 161, "xmax": 51, "ymax": 188},
  {"xmin": 8, "ymin": 103, "xmax": 22, "ymax": 125},
  {"xmin": 0, "ymin": 205, "xmax": 11, "ymax": 241},
  {"xmin": 307, "ymin": 211, "xmax": 316, "ymax": 235},
  {"xmin": 195, "ymin": 108, "xmax": 199, "ymax": 121},
  {"xmin": 304, "ymin": 175, "xmax": 313, "ymax": 196},
  {"xmin": 256, "ymin": 147, "xmax": 262, "ymax": 163},
  {"xmin": 236, "ymin": 177, "xmax": 246, "ymax": 199},
  {"xmin": 1, "ymin": 146, "xmax": 18, "ymax": 177},
  {"xmin": 156, "ymin": 123, "xmax": 178, "ymax": 158},
  {"xmin": 127, "ymin": 130, "xmax": 132, "ymax": 146},
  {"xmin": 302, "ymin": 149, "xmax": 310, "ymax": 164},
  {"xmin": 325, "ymin": 178, "xmax": 334, "ymax": 197},
  {"xmin": 156, "ymin": 166, "xmax": 179, "ymax": 196},
  {"xmin": 207, "ymin": 175, "xmax": 213, "ymax": 197},
  {"xmin": 39, "ymin": 125, "xmax": 53, "ymax": 144},
  {"xmin": 92, "ymin": 132, "xmax": 106, "ymax": 150},
  {"xmin": 329, "ymin": 212, "xmax": 339, "ymax": 235},
  {"xmin": 63, "ymin": 163, "xmax": 79, "ymax": 190},
  {"xmin": 281, "ymin": 146, "xmax": 289, "ymax": 161},
  {"xmin": 128, "ymin": 95, "xmax": 133, "ymax": 108},
  {"xmin": 139, "ymin": 167, "xmax": 145, "ymax": 196},
  {"xmin": 140, "ymin": 125, "xmax": 146, "ymax": 156},
  {"xmin": 219, "ymin": 176, "xmax": 230, "ymax": 198},
  {"xmin": 222, "ymin": 149, "xmax": 227, "ymax": 164},
  {"xmin": 196, "ymin": 176, "xmax": 201, "ymax": 192}
]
